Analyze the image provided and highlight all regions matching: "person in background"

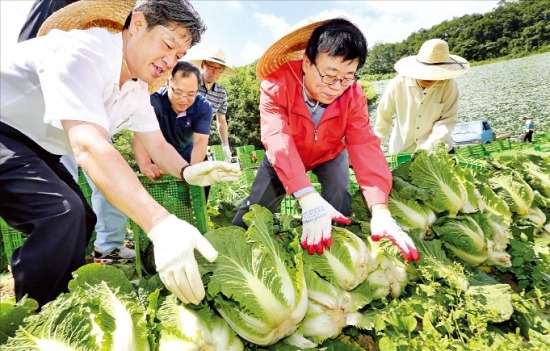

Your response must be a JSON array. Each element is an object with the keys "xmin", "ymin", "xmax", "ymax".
[
  {"xmin": 522, "ymin": 115, "xmax": 534, "ymax": 143},
  {"xmin": 374, "ymin": 38, "xmax": 470, "ymax": 154},
  {"xmin": 187, "ymin": 47, "xmax": 237, "ymax": 162},
  {"xmin": 1, "ymin": 0, "xmax": 240, "ymax": 307},
  {"xmin": 17, "ymin": 0, "xmax": 135, "ymax": 264},
  {"xmin": 133, "ymin": 61, "xmax": 213, "ymax": 180},
  {"xmin": 232, "ymin": 18, "xmax": 419, "ymax": 262}
]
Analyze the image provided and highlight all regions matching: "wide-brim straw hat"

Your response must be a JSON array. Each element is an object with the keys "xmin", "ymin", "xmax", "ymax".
[
  {"xmin": 394, "ymin": 39, "xmax": 470, "ymax": 80},
  {"xmin": 186, "ymin": 47, "xmax": 237, "ymax": 76},
  {"xmin": 256, "ymin": 18, "xmax": 331, "ymax": 81},
  {"xmin": 37, "ymin": 0, "xmax": 168, "ymax": 94}
]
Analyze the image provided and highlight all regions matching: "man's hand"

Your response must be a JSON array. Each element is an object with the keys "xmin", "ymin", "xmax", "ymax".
[
  {"xmin": 148, "ymin": 215, "xmax": 218, "ymax": 304},
  {"xmin": 370, "ymin": 208, "xmax": 420, "ymax": 261},
  {"xmin": 222, "ymin": 144, "xmax": 232, "ymax": 163},
  {"xmin": 140, "ymin": 163, "xmax": 164, "ymax": 182},
  {"xmin": 298, "ymin": 192, "xmax": 351, "ymax": 255},
  {"xmin": 183, "ymin": 161, "xmax": 240, "ymax": 186}
]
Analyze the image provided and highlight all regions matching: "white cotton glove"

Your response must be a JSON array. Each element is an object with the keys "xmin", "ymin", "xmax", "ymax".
[
  {"xmin": 370, "ymin": 208, "xmax": 420, "ymax": 261},
  {"xmin": 222, "ymin": 144, "xmax": 232, "ymax": 163},
  {"xmin": 297, "ymin": 192, "xmax": 351, "ymax": 255},
  {"xmin": 148, "ymin": 215, "xmax": 218, "ymax": 304},
  {"xmin": 183, "ymin": 161, "xmax": 240, "ymax": 186}
]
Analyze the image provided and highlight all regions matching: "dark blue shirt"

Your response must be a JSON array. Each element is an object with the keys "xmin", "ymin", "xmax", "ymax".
[{"xmin": 150, "ymin": 87, "xmax": 213, "ymax": 162}]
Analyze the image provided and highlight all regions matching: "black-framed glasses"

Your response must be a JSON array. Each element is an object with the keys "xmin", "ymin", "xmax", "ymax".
[
  {"xmin": 312, "ymin": 63, "xmax": 357, "ymax": 87},
  {"xmin": 203, "ymin": 61, "xmax": 225, "ymax": 73},
  {"xmin": 169, "ymin": 85, "xmax": 197, "ymax": 100}
]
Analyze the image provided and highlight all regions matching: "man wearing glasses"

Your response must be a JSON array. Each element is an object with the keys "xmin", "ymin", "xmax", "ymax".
[
  {"xmin": 187, "ymin": 48, "xmax": 237, "ymax": 162},
  {"xmin": 232, "ymin": 18, "xmax": 419, "ymax": 262},
  {"xmin": 133, "ymin": 61, "xmax": 213, "ymax": 181}
]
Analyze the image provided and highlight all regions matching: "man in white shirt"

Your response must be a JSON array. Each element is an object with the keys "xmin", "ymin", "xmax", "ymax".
[
  {"xmin": 0, "ymin": 0, "xmax": 239, "ymax": 307},
  {"xmin": 374, "ymin": 39, "xmax": 470, "ymax": 154}
]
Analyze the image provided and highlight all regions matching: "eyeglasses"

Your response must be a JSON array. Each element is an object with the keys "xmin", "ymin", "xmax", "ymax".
[
  {"xmin": 312, "ymin": 63, "xmax": 357, "ymax": 87},
  {"xmin": 169, "ymin": 85, "xmax": 197, "ymax": 100},
  {"xmin": 203, "ymin": 61, "xmax": 225, "ymax": 73}
]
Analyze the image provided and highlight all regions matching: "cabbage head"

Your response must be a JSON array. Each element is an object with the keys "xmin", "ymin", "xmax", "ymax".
[
  {"xmin": 201, "ymin": 205, "xmax": 308, "ymax": 346},
  {"xmin": 408, "ymin": 149, "xmax": 468, "ymax": 217}
]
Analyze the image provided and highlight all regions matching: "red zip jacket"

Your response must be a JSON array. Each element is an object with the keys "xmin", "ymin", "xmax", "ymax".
[{"xmin": 260, "ymin": 60, "xmax": 392, "ymax": 208}]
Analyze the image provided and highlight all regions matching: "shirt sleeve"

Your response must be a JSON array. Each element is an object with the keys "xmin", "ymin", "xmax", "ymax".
[
  {"xmin": 218, "ymin": 89, "xmax": 228, "ymax": 116},
  {"xmin": 193, "ymin": 98, "xmax": 214, "ymax": 135},
  {"xmin": 38, "ymin": 40, "xmax": 111, "ymax": 133},
  {"xmin": 346, "ymin": 86, "xmax": 392, "ymax": 207},
  {"xmin": 373, "ymin": 78, "xmax": 397, "ymax": 143},
  {"xmin": 418, "ymin": 79, "xmax": 459, "ymax": 151},
  {"xmin": 260, "ymin": 79, "xmax": 312, "ymax": 194}
]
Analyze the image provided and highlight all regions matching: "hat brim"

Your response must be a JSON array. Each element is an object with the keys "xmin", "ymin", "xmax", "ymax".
[
  {"xmin": 394, "ymin": 54, "xmax": 470, "ymax": 80},
  {"xmin": 37, "ymin": 0, "xmax": 166, "ymax": 94},
  {"xmin": 186, "ymin": 59, "xmax": 237, "ymax": 76},
  {"xmin": 256, "ymin": 19, "xmax": 331, "ymax": 81}
]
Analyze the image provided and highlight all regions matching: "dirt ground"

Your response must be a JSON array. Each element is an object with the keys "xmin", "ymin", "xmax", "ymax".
[{"xmin": 0, "ymin": 272, "xmax": 15, "ymax": 301}]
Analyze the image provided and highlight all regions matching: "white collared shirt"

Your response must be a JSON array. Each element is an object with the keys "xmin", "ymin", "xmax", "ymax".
[
  {"xmin": 1, "ymin": 28, "xmax": 158, "ymax": 155},
  {"xmin": 374, "ymin": 75, "xmax": 459, "ymax": 153}
]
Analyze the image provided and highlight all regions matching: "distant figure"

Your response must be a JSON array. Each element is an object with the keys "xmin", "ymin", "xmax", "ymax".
[
  {"xmin": 522, "ymin": 115, "xmax": 534, "ymax": 143},
  {"xmin": 374, "ymin": 39, "xmax": 470, "ymax": 154}
]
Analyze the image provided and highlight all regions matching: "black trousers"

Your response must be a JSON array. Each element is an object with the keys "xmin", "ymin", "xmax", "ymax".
[
  {"xmin": 523, "ymin": 130, "xmax": 533, "ymax": 143},
  {"xmin": 232, "ymin": 150, "xmax": 351, "ymax": 227},
  {"xmin": 0, "ymin": 122, "xmax": 96, "ymax": 307}
]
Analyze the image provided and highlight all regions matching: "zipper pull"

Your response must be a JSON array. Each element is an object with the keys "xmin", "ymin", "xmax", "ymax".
[{"xmin": 314, "ymin": 129, "xmax": 318, "ymax": 141}]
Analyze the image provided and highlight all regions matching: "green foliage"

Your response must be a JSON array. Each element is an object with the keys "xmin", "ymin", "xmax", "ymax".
[
  {"xmin": 217, "ymin": 63, "xmax": 262, "ymax": 150},
  {"xmin": 112, "ymin": 129, "xmax": 138, "ymax": 171}
]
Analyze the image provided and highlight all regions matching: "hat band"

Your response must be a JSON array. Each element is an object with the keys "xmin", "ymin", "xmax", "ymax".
[
  {"xmin": 416, "ymin": 56, "xmax": 467, "ymax": 69},
  {"xmin": 209, "ymin": 56, "xmax": 225, "ymax": 63}
]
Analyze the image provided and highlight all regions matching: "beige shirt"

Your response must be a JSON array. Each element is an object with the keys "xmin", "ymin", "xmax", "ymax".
[{"xmin": 374, "ymin": 75, "xmax": 459, "ymax": 153}]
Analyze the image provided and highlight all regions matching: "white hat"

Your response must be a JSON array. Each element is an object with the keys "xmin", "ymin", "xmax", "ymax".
[
  {"xmin": 186, "ymin": 47, "xmax": 237, "ymax": 75},
  {"xmin": 394, "ymin": 39, "xmax": 469, "ymax": 80}
]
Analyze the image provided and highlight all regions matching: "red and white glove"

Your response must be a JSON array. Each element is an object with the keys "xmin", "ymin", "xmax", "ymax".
[
  {"xmin": 298, "ymin": 192, "xmax": 351, "ymax": 255},
  {"xmin": 370, "ymin": 208, "xmax": 420, "ymax": 261}
]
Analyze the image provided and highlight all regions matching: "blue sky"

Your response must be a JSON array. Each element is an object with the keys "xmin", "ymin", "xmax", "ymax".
[{"xmin": 1, "ymin": 1, "xmax": 499, "ymax": 68}]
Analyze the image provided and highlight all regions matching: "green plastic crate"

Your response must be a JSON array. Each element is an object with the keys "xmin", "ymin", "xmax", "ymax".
[
  {"xmin": 209, "ymin": 144, "xmax": 225, "ymax": 161},
  {"xmin": 454, "ymin": 144, "xmax": 487, "ymax": 159},
  {"xmin": 385, "ymin": 153, "xmax": 414, "ymax": 170},
  {"xmin": 280, "ymin": 196, "xmax": 300, "ymax": 215},
  {"xmin": 1, "ymin": 218, "xmax": 26, "ymax": 262},
  {"xmin": 484, "ymin": 139, "xmax": 512, "ymax": 154},
  {"xmin": 236, "ymin": 145, "xmax": 255, "ymax": 157}
]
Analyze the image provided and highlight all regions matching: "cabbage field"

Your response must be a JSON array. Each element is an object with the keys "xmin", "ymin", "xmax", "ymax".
[
  {"xmin": 371, "ymin": 52, "xmax": 550, "ymax": 140},
  {"xmin": 1, "ymin": 54, "xmax": 549, "ymax": 351}
]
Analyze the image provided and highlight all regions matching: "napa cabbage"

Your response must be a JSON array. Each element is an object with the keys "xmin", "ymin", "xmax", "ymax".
[
  {"xmin": 156, "ymin": 296, "xmax": 244, "ymax": 351},
  {"xmin": 433, "ymin": 216, "xmax": 489, "ymax": 266},
  {"xmin": 4, "ymin": 264, "xmax": 149, "ymax": 351},
  {"xmin": 201, "ymin": 205, "xmax": 308, "ymax": 346},
  {"xmin": 408, "ymin": 149, "xmax": 468, "ymax": 217},
  {"xmin": 388, "ymin": 191, "xmax": 436, "ymax": 239},
  {"xmin": 302, "ymin": 226, "xmax": 376, "ymax": 291},
  {"xmin": 489, "ymin": 171, "xmax": 534, "ymax": 216}
]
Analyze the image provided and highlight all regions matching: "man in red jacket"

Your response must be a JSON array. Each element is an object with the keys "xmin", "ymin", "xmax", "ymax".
[{"xmin": 232, "ymin": 18, "xmax": 418, "ymax": 261}]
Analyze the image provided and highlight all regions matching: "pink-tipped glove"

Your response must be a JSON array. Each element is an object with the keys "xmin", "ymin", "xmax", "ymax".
[
  {"xmin": 370, "ymin": 208, "xmax": 420, "ymax": 261},
  {"xmin": 298, "ymin": 192, "xmax": 351, "ymax": 255},
  {"xmin": 148, "ymin": 215, "xmax": 218, "ymax": 304}
]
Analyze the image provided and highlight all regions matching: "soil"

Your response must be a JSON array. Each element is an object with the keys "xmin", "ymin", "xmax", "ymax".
[{"xmin": 0, "ymin": 272, "xmax": 15, "ymax": 301}]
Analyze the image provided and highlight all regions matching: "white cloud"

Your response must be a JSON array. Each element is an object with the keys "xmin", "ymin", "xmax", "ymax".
[
  {"xmin": 224, "ymin": 1, "xmax": 244, "ymax": 11},
  {"xmin": 241, "ymin": 41, "xmax": 264, "ymax": 64},
  {"xmin": 253, "ymin": 12, "xmax": 289, "ymax": 39}
]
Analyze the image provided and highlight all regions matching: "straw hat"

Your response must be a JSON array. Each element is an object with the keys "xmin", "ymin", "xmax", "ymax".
[
  {"xmin": 37, "ymin": 0, "xmax": 168, "ymax": 94},
  {"xmin": 186, "ymin": 47, "xmax": 237, "ymax": 76},
  {"xmin": 256, "ymin": 18, "xmax": 331, "ymax": 81},
  {"xmin": 394, "ymin": 39, "xmax": 469, "ymax": 80}
]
